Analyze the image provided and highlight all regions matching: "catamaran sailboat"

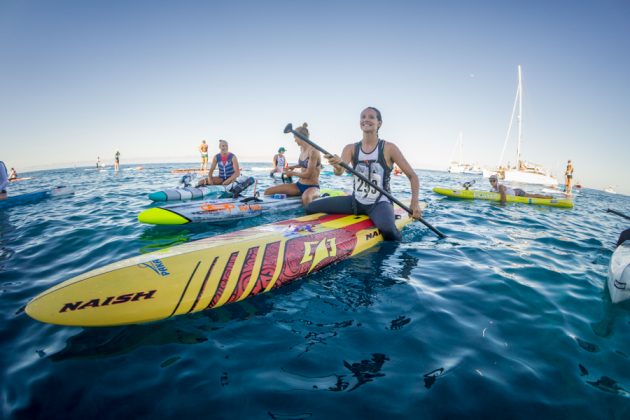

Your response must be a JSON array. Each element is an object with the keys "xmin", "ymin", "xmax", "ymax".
[{"xmin": 486, "ymin": 65, "xmax": 558, "ymax": 186}]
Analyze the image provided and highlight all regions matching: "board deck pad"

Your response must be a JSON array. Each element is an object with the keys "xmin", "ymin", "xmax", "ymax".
[{"xmin": 140, "ymin": 189, "xmax": 346, "ymax": 225}]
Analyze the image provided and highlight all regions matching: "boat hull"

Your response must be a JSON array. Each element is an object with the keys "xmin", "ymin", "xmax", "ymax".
[{"xmin": 503, "ymin": 169, "xmax": 558, "ymax": 186}]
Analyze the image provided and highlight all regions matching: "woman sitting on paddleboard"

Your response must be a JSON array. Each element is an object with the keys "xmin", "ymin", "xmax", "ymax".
[
  {"xmin": 488, "ymin": 174, "xmax": 551, "ymax": 204},
  {"xmin": 197, "ymin": 139, "xmax": 254, "ymax": 196},
  {"xmin": 305, "ymin": 107, "xmax": 421, "ymax": 241},
  {"xmin": 264, "ymin": 123, "xmax": 321, "ymax": 206}
]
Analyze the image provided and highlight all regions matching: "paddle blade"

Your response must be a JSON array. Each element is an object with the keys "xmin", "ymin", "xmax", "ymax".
[{"xmin": 283, "ymin": 123, "xmax": 293, "ymax": 134}]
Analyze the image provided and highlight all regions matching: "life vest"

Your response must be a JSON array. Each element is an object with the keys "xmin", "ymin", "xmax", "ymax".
[{"xmin": 216, "ymin": 153, "xmax": 235, "ymax": 180}]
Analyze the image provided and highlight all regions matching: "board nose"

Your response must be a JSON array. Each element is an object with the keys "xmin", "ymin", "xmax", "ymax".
[{"xmin": 138, "ymin": 208, "xmax": 189, "ymax": 225}]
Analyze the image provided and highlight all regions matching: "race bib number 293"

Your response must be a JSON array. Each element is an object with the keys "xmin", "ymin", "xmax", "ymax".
[{"xmin": 354, "ymin": 173, "xmax": 381, "ymax": 201}]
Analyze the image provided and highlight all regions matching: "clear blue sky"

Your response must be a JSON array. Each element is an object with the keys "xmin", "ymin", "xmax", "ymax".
[{"xmin": 1, "ymin": 0, "xmax": 629, "ymax": 193}]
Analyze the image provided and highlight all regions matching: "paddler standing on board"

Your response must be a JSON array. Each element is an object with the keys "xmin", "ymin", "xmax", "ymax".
[
  {"xmin": 565, "ymin": 160, "xmax": 574, "ymax": 196},
  {"xmin": 114, "ymin": 151, "xmax": 120, "ymax": 171},
  {"xmin": 197, "ymin": 139, "xmax": 254, "ymax": 196},
  {"xmin": 305, "ymin": 107, "xmax": 421, "ymax": 241},
  {"xmin": 199, "ymin": 139, "xmax": 209, "ymax": 171}
]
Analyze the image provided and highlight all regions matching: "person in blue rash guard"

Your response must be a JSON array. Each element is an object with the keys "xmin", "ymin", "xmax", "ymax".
[{"xmin": 305, "ymin": 107, "xmax": 421, "ymax": 241}]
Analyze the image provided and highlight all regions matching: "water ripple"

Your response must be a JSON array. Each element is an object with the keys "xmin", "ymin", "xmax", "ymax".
[{"xmin": 1, "ymin": 166, "xmax": 630, "ymax": 418}]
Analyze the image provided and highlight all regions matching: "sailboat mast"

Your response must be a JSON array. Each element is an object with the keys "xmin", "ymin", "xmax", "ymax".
[
  {"xmin": 458, "ymin": 131, "xmax": 463, "ymax": 165},
  {"xmin": 517, "ymin": 65, "xmax": 523, "ymax": 167}
]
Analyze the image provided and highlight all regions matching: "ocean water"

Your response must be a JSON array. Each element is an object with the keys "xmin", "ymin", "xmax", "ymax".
[{"xmin": 1, "ymin": 164, "xmax": 629, "ymax": 419}]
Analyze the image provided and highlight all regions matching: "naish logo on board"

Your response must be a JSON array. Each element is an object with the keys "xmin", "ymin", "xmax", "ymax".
[
  {"xmin": 365, "ymin": 231, "xmax": 380, "ymax": 240},
  {"xmin": 139, "ymin": 259, "xmax": 170, "ymax": 276},
  {"xmin": 59, "ymin": 290, "xmax": 157, "ymax": 313}
]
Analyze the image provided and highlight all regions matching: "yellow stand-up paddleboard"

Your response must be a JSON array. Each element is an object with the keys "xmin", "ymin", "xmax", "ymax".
[
  {"xmin": 432, "ymin": 187, "xmax": 573, "ymax": 208},
  {"xmin": 26, "ymin": 205, "xmax": 419, "ymax": 327}
]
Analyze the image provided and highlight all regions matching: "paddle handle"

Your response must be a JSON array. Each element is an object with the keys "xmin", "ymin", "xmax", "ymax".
[{"xmin": 284, "ymin": 123, "xmax": 446, "ymax": 238}]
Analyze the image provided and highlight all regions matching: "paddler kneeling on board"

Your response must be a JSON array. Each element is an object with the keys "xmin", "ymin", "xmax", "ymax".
[
  {"xmin": 305, "ymin": 107, "xmax": 421, "ymax": 241},
  {"xmin": 488, "ymin": 174, "xmax": 552, "ymax": 204},
  {"xmin": 196, "ymin": 139, "xmax": 254, "ymax": 197},
  {"xmin": 264, "ymin": 123, "xmax": 321, "ymax": 206}
]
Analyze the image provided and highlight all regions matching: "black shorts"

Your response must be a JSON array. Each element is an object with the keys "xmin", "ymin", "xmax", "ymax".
[{"xmin": 513, "ymin": 188, "xmax": 526, "ymax": 197}]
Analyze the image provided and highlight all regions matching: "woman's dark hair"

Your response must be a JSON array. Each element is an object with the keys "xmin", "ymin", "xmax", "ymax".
[{"xmin": 366, "ymin": 106, "xmax": 382, "ymax": 124}]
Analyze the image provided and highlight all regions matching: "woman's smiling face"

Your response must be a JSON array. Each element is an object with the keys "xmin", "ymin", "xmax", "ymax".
[{"xmin": 360, "ymin": 108, "xmax": 382, "ymax": 133}]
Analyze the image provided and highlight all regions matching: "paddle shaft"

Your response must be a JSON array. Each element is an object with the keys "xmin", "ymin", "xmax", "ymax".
[
  {"xmin": 285, "ymin": 125, "xmax": 446, "ymax": 238},
  {"xmin": 607, "ymin": 209, "xmax": 630, "ymax": 221}
]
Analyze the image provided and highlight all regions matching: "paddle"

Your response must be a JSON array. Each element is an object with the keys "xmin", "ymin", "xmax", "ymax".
[
  {"xmin": 607, "ymin": 209, "xmax": 630, "ymax": 221},
  {"xmin": 284, "ymin": 123, "xmax": 446, "ymax": 239}
]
